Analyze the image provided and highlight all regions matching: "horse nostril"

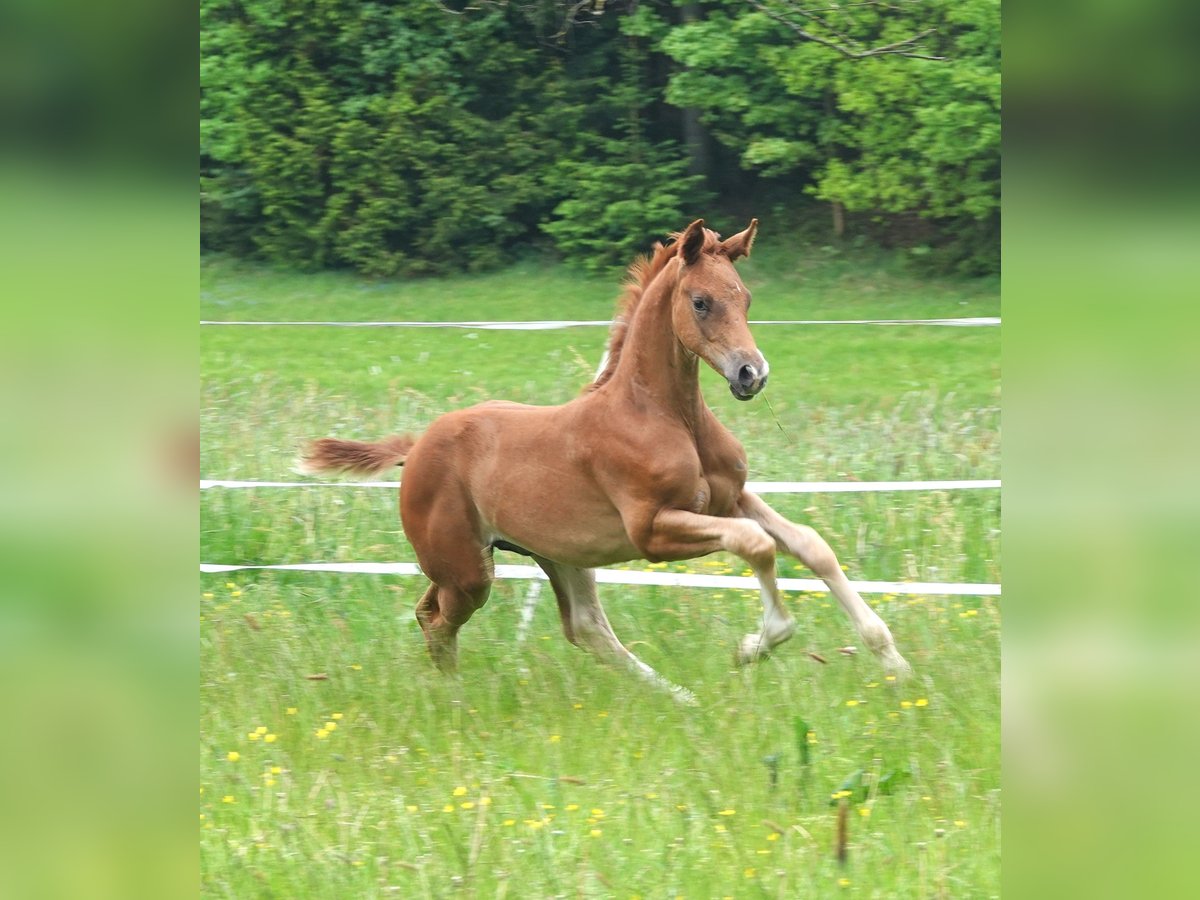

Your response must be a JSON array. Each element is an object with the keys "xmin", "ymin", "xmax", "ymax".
[{"xmin": 738, "ymin": 364, "xmax": 757, "ymax": 387}]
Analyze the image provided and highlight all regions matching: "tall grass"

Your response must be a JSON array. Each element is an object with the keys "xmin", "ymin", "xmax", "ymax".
[{"xmin": 201, "ymin": 248, "xmax": 1000, "ymax": 897}]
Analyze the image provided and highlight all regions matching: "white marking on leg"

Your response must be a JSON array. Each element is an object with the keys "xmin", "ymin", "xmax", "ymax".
[
  {"xmin": 737, "ymin": 567, "xmax": 796, "ymax": 665},
  {"xmin": 824, "ymin": 571, "xmax": 911, "ymax": 676},
  {"xmin": 572, "ymin": 594, "xmax": 697, "ymax": 705}
]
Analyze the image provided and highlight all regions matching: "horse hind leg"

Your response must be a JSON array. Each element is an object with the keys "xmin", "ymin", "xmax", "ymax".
[
  {"xmin": 411, "ymin": 548, "xmax": 493, "ymax": 673},
  {"xmin": 533, "ymin": 556, "xmax": 698, "ymax": 706}
]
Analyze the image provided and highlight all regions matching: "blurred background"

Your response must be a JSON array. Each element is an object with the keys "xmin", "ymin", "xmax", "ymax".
[{"xmin": 0, "ymin": 0, "xmax": 1197, "ymax": 896}]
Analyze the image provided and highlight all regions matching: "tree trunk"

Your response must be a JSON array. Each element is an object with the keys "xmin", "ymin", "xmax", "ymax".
[
  {"xmin": 824, "ymin": 90, "xmax": 845, "ymax": 238},
  {"xmin": 679, "ymin": 3, "xmax": 712, "ymax": 180}
]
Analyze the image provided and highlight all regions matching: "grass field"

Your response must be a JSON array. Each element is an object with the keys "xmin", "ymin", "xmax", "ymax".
[{"xmin": 200, "ymin": 244, "xmax": 1000, "ymax": 898}]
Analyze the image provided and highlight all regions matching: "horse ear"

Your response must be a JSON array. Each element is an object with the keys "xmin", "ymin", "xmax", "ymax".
[
  {"xmin": 721, "ymin": 218, "xmax": 759, "ymax": 261},
  {"xmin": 680, "ymin": 219, "xmax": 707, "ymax": 266}
]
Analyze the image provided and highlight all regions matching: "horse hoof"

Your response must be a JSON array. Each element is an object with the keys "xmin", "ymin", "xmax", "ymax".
[
  {"xmin": 672, "ymin": 685, "xmax": 699, "ymax": 707},
  {"xmin": 735, "ymin": 634, "xmax": 768, "ymax": 666},
  {"xmin": 881, "ymin": 647, "xmax": 913, "ymax": 680}
]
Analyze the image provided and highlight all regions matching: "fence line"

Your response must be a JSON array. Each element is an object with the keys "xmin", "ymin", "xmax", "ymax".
[
  {"xmin": 201, "ymin": 478, "xmax": 999, "ymax": 493},
  {"xmin": 199, "ymin": 561, "xmax": 1000, "ymax": 597},
  {"xmin": 200, "ymin": 316, "xmax": 999, "ymax": 329},
  {"xmin": 202, "ymin": 315, "xmax": 999, "ymax": 596}
]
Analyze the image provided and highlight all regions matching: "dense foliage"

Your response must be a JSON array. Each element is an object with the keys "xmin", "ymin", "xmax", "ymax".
[{"xmin": 201, "ymin": 0, "xmax": 999, "ymax": 275}]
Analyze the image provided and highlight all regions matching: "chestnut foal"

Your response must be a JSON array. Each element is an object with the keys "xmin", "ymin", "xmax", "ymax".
[{"xmin": 301, "ymin": 219, "xmax": 910, "ymax": 702}]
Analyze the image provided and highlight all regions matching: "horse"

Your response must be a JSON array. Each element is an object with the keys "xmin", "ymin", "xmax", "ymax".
[{"xmin": 300, "ymin": 218, "xmax": 910, "ymax": 702}]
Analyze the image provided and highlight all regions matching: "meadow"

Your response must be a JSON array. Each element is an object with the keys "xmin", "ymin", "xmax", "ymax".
[{"xmin": 200, "ymin": 242, "xmax": 1000, "ymax": 898}]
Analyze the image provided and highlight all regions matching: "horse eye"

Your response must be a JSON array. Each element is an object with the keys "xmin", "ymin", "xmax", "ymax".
[{"xmin": 692, "ymin": 297, "xmax": 708, "ymax": 313}]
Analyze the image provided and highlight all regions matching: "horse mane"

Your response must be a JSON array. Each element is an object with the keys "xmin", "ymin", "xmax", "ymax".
[{"xmin": 585, "ymin": 227, "xmax": 723, "ymax": 392}]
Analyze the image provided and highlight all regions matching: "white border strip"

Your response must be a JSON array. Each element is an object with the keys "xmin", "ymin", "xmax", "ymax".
[
  {"xmin": 199, "ymin": 561, "xmax": 1000, "ymax": 596},
  {"xmin": 201, "ymin": 478, "xmax": 999, "ymax": 493},
  {"xmin": 200, "ymin": 317, "xmax": 999, "ymax": 329}
]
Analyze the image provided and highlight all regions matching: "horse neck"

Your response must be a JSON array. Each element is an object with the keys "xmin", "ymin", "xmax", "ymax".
[{"xmin": 608, "ymin": 264, "xmax": 705, "ymax": 426}]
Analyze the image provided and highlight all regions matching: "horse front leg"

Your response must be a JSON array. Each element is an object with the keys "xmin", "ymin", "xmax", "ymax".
[
  {"xmin": 641, "ymin": 509, "xmax": 797, "ymax": 666},
  {"xmin": 736, "ymin": 491, "xmax": 911, "ymax": 677}
]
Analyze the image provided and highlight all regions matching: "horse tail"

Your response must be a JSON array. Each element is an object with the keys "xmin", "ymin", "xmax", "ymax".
[{"xmin": 296, "ymin": 434, "xmax": 416, "ymax": 477}]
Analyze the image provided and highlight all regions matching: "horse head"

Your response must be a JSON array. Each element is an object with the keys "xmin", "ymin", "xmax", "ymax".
[{"xmin": 670, "ymin": 218, "xmax": 768, "ymax": 401}]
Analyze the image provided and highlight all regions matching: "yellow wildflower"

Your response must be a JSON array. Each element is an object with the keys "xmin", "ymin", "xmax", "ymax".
[{"xmin": 226, "ymin": 751, "xmax": 239, "ymax": 762}]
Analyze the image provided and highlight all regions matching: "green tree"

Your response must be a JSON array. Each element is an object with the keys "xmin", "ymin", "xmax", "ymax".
[
  {"xmin": 202, "ymin": 0, "xmax": 598, "ymax": 274},
  {"xmin": 201, "ymin": 0, "xmax": 999, "ymax": 276},
  {"xmin": 541, "ymin": 13, "xmax": 710, "ymax": 272},
  {"xmin": 660, "ymin": 0, "xmax": 999, "ymax": 273}
]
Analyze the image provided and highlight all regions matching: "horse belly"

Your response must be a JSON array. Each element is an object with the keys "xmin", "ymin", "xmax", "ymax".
[{"xmin": 483, "ymin": 479, "xmax": 637, "ymax": 568}]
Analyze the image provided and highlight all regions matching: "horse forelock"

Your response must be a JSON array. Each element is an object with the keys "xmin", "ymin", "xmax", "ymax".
[{"xmin": 585, "ymin": 228, "xmax": 724, "ymax": 392}]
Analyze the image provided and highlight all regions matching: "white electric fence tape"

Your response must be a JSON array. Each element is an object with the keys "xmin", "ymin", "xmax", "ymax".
[
  {"xmin": 199, "ymin": 561, "xmax": 1000, "ymax": 596},
  {"xmin": 201, "ymin": 317, "xmax": 999, "ymax": 328}
]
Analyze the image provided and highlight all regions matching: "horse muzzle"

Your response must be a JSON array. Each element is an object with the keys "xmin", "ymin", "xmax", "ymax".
[{"xmin": 726, "ymin": 355, "xmax": 769, "ymax": 401}]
